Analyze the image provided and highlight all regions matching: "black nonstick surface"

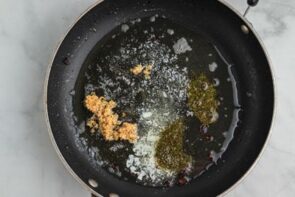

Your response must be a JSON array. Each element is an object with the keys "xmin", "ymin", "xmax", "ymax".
[{"xmin": 46, "ymin": 0, "xmax": 274, "ymax": 196}]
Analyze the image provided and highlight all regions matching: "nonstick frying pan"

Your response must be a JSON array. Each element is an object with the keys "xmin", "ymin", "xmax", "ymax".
[{"xmin": 45, "ymin": 0, "xmax": 275, "ymax": 196}]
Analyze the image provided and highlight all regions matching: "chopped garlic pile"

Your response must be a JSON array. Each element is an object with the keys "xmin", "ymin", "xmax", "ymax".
[
  {"xmin": 84, "ymin": 93, "xmax": 138, "ymax": 143},
  {"xmin": 130, "ymin": 64, "xmax": 153, "ymax": 79}
]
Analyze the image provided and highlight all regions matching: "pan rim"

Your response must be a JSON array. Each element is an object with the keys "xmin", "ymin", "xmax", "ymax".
[
  {"xmin": 217, "ymin": 0, "xmax": 276, "ymax": 196},
  {"xmin": 43, "ymin": 0, "xmax": 105, "ymax": 196},
  {"xmin": 43, "ymin": 0, "xmax": 276, "ymax": 196}
]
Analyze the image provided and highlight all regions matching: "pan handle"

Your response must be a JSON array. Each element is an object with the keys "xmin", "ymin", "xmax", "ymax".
[
  {"xmin": 244, "ymin": 0, "xmax": 259, "ymax": 17},
  {"xmin": 247, "ymin": 0, "xmax": 259, "ymax": 6},
  {"xmin": 91, "ymin": 193, "xmax": 119, "ymax": 197}
]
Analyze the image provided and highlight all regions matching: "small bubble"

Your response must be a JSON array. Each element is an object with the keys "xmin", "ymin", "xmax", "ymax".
[
  {"xmin": 90, "ymin": 27, "xmax": 97, "ymax": 32},
  {"xmin": 70, "ymin": 90, "xmax": 75, "ymax": 96},
  {"xmin": 210, "ymin": 111, "xmax": 219, "ymax": 122},
  {"xmin": 200, "ymin": 125, "xmax": 208, "ymax": 134},
  {"xmin": 202, "ymin": 82, "xmax": 209, "ymax": 90},
  {"xmin": 150, "ymin": 16, "xmax": 156, "ymax": 22},
  {"xmin": 208, "ymin": 62, "xmax": 218, "ymax": 72},
  {"xmin": 186, "ymin": 111, "xmax": 194, "ymax": 117},
  {"xmin": 246, "ymin": 92, "xmax": 252, "ymax": 97},
  {"xmin": 213, "ymin": 78, "xmax": 220, "ymax": 86},
  {"xmin": 62, "ymin": 57, "xmax": 70, "ymax": 65},
  {"xmin": 167, "ymin": 29, "xmax": 174, "ymax": 35},
  {"xmin": 121, "ymin": 24, "xmax": 129, "ymax": 32},
  {"xmin": 216, "ymin": 100, "xmax": 221, "ymax": 106}
]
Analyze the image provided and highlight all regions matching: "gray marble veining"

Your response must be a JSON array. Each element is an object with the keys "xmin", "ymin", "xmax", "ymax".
[{"xmin": 0, "ymin": 0, "xmax": 294, "ymax": 196}]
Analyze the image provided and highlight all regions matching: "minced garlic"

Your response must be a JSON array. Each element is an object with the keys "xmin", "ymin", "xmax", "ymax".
[
  {"xmin": 130, "ymin": 64, "xmax": 153, "ymax": 79},
  {"xmin": 143, "ymin": 64, "xmax": 153, "ymax": 79},
  {"xmin": 130, "ymin": 64, "xmax": 144, "ymax": 75},
  {"xmin": 84, "ymin": 93, "xmax": 138, "ymax": 143}
]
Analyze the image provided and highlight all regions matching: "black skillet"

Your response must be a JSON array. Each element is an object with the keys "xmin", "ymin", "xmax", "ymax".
[{"xmin": 45, "ymin": 0, "xmax": 275, "ymax": 196}]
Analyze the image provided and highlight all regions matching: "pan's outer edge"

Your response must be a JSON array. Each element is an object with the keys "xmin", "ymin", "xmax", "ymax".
[
  {"xmin": 43, "ymin": 1, "xmax": 104, "ymax": 197},
  {"xmin": 43, "ymin": 0, "xmax": 276, "ymax": 197},
  {"xmin": 217, "ymin": 0, "xmax": 276, "ymax": 196}
]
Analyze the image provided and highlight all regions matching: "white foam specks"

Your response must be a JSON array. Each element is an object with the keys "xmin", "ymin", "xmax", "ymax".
[
  {"xmin": 142, "ymin": 111, "xmax": 152, "ymax": 118},
  {"xmin": 167, "ymin": 29, "xmax": 174, "ymax": 35},
  {"xmin": 121, "ymin": 24, "xmax": 129, "ymax": 32},
  {"xmin": 150, "ymin": 16, "xmax": 156, "ymax": 22},
  {"xmin": 186, "ymin": 111, "xmax": 194, "ymax": 117},
  {"xmin": 173, "ymin": 37, "xmax": 192, "ymax": 54},
  {"xmin": 208, "ymin": 62, "xmax": 218, "ymax": 72}
]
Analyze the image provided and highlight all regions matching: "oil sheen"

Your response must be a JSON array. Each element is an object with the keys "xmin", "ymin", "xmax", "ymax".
[{"xmin": 73, "ymin": 15, "xmax": 241, "ymax": 187}]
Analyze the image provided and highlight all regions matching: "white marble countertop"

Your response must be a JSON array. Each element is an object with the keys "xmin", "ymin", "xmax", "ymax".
[{"xmin": 0, "ymin": 0, "xmax": 294, "ymax": 196}]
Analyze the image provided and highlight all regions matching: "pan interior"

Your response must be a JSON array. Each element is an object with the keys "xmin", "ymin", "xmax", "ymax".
[{"xmin": 72, "ymin": 16, "xmax": 240, "ymax": 187}]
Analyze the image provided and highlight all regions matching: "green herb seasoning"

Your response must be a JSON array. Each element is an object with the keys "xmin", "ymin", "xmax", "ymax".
[
  {"xmin": 155, "ymin": 119, "xmax": 191, "ymax": 171},
  {"xmin": 188, "ymin": 73, "xmax": 219, "ymax": 125}
]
